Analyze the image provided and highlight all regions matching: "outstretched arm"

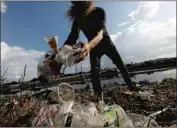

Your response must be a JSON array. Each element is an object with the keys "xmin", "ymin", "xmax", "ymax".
[
  {"xmin": 87, "ymin": 30, "xmax": 103, "ymax": 50},
  {"xmin": 74, "ymin": 8, "xmax": 106, "ymax": 63},
  {"xmin": 64, "ymin": 18, "xmax": 80, "ymax": 46}
]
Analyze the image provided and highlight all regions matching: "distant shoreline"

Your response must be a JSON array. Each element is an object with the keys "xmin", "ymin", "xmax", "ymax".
[
  {"xmin": 1, "ymin": 67, "xmax": 176, "ymax": 95},
  {"xmin": 1, "ymin": 57, "xmax": 176, "ymax": 95},
  {"xmin": 4, "ymin": 57, "xmax": 176, "ymax": 85}
]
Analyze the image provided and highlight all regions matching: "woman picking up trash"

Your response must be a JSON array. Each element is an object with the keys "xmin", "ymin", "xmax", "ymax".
[{"xmin": 62, "ymin": 1, "xmax": 141, "ymax": 97}]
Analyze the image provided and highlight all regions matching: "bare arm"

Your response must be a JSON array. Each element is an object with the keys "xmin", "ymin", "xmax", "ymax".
[{"xmin": 88, "ymin": 30, "xmax": 103, "ymax": 49}]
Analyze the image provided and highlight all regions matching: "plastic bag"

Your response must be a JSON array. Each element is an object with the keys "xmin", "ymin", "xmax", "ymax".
[
  {"xmin": 37, "ymin": 57, "xmax": 52, "ymax": 82},
  {"xmin": 55, "ymin": 45, "xmax": 79, "ymax": 67}
]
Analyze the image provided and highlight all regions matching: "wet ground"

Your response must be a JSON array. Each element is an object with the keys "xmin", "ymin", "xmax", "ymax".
[{"xmin": 0, "ymin": 78, "xmax": 176, "ymax": 127}]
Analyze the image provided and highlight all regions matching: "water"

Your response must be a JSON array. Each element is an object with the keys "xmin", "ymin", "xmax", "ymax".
[
  {"xmin": 6, "ymin": 69, "xmax": 176, "ymax": 96},
  {"xmin": 132, "ymin": 68, "xmax": 176, "ymax": 82},
  {"xmin": 47, "ymin": 69, "xmax": 176, "ymax": 91}
]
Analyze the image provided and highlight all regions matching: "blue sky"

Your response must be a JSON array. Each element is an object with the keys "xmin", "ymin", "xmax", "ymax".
[
  {"xmin": 1, "ymin": 1, "xmax": 139, "ymax": 51},
  {"xmin": 1, "ymin": 1, "xmax": 176, "ymax": 81}
]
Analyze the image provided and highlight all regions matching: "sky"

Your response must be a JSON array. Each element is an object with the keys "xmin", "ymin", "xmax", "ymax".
[{"xmin": 1, "ymin": 1, "xmax": 176, "ymax": 82}]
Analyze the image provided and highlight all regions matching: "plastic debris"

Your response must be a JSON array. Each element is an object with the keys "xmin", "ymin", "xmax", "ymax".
[
  {"xmin": 31, "ymin": 104, "xmax": 60, "ymax": 127},
  {"xmin": 55, "ymin": 45, "xmax": 81, "ymax": 67},
  {"xmin": 44, "ymin": 36, "xmax": 59, "ymax": 53},
  {"xmin": 138, "ymin": 91, "xmax": 152, "ymax": 101},
  {"xmin": 37, "ymin": 56, "xmax": 53, "ymax": 82},
  {"xmin": 130, "ymin": 113, "xmax": 158, "ymax": 127}
]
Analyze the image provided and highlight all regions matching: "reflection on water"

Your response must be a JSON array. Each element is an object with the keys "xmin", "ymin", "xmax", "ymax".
[
  {"xmin": 132, "ymin": 69, "xmax": 176, "ymax": 82},
  {"xmin": 13, "ymin": 69, "xmax": 177, "ymax": 96},
  {"xmin": 72, "ymin": 69, "xmax": 177, "ymax": 90}
]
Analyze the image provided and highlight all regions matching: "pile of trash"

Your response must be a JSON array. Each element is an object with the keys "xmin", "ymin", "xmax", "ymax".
[
  {"xmin": 0, "ymin": 78, "xmax": 176, "ymax": 127},
  {"xmin": 30, "ymin": 82, "xmax": 159, "ymax": 127}
]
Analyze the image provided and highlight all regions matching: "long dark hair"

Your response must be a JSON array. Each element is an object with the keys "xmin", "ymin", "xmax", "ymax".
[{"xmin": 65, "ymin": 1, "xmax": 94, "ymax": 22}]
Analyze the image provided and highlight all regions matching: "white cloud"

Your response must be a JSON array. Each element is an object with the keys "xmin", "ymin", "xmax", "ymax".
[
  {"xmin": 117, "ymin": 21, "xmax": 131, "ymax": 27},
  {"xmin": 1, "ymin": 41, "xmax": 91, "ymax": 81},
  {"xmin": 1, "ymin": 1, "xmax": 7, "ymax": 13},
  {"xmin": 110, "ymin": 32, "xmax": 122, "ymax": 42},
  {"xmin": 66, "ymin": 1, "xmax": 176, "ymax": 73},
  {"xmin": 129, "ymin": 2, "xmax": 162, "ymax": 21},
  {"xmin": 112, "ymin": 17, "xmax": 176, "ymax": 63},
  {"xmin": 1, "ymin": 1, "xmax": 176, "ymax": 81},
  {"xmin": 103, "ymin": 1, "xmax": 176, "ymax": 66},
  {"xmin": 1, "ymin": 42, "xmax": 45, "ymax": 81}
]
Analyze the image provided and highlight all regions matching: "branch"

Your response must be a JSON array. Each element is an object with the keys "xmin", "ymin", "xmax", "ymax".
[{"xmin": 2, "ymin": 68, "xmax": 9, "ymax": 78}]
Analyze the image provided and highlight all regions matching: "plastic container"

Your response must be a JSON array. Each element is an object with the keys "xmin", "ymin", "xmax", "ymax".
[
  {"xmin": 71, "ymin": 102, "xmax": 105, "ymax": 127},
  {"xmin": 44, "ymin": 36, "xmax": 59, "ymax": 53},
  {"xmin": 54, "ymin": 83, "xmax": 75, "ymax": 127},
  {"xmin": 82, "ymin": 102, "xmax": 98, "ymax": 116}
]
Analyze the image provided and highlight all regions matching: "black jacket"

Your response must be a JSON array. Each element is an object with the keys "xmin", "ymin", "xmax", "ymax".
[{"xmin": 64, "ymin": 7, "xmax": 112, "ymax": 46}]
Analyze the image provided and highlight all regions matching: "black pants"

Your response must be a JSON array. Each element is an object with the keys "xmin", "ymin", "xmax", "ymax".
[{"xmin": 90, "ymin": 41, "xmax": 133, "ymax": 95}]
